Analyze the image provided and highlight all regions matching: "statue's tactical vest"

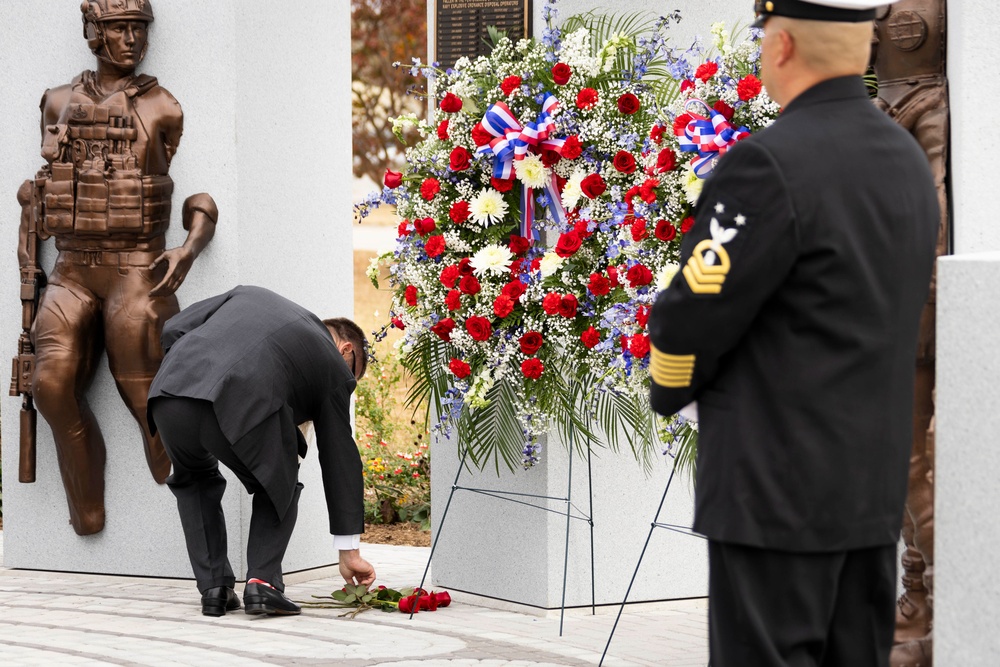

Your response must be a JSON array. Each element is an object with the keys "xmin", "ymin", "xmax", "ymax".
[{"xmin": 39, "ymin": 73, "xmax": 173, "ymax": 240}]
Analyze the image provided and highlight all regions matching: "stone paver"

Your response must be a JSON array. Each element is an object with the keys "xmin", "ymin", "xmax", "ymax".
[{"xmin": 0, "ymin": 533, "xmax": 708, "ymax": 666}]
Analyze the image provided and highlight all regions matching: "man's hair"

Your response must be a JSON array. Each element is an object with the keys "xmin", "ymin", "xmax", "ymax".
[
  {"xmin": 772, "ymin": 16, "xmax": 873, "ymax": 76},
  {"xmin": 323, "ymin": 317, "xmax": 369, "ymax": 380}
]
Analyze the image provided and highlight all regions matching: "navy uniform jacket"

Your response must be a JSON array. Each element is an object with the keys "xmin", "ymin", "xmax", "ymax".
[
  {"xmin": 148, "ymin": 285, "xmax": 363, "ymax": 536},
  {"xmin": 649, "ymin": 76, "xmax": 938, "ymax": 552}
]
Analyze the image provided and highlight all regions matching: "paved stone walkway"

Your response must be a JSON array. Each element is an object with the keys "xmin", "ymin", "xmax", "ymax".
[{"xmin": 0, "ymin": 534, "xmax": 708, "ymax": 666}]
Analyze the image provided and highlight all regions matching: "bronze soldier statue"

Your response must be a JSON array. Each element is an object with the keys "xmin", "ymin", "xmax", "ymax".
[
  {"xmin": 14, "ymin": 0, "xmax": 217, "ymax": 536},
  {"xmin": 873, "ymin": 2, "xmax": 947, "ymax": 665}
]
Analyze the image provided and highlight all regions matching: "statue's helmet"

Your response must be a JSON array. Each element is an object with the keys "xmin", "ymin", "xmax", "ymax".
[{"xmin": 81, "ymin": 0, "xmax": 154, "ymax": 65}]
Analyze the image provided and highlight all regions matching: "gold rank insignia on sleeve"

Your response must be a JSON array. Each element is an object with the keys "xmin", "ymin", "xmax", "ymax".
[
  {"xmin": 650, "ymin": 345, "xmax": 696, "ymax": 388},
  {"xmin": 682, "ymin": 212, "xmax": 741, "ymax": 295}
]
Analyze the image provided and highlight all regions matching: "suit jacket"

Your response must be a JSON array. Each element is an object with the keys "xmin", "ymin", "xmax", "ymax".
[
  {"xmin": 148, "ymin": 285, "xmax": 363, "ymax": 535},
  {"xmin": 648, "ymin": 76, "xmax": 938, "ymax": 552}
]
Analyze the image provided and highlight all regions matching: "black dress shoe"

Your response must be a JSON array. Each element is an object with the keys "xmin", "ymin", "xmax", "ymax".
[
  {"xmin": 201, "ymin": 587, "xmax": 241, "ymax": 617},
  {"xmin": 243, "ymin": 582, "xmax": 301, "ymax": 616}
]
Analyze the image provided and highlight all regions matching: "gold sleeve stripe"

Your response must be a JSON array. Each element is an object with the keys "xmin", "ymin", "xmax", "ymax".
[
  {"xmin": 650, "ymin": 347, "xmax": 695, "ymax": 388},
  {"xmin": 683, "ymin": 239, "xmax": 731, "ymax": 295}
]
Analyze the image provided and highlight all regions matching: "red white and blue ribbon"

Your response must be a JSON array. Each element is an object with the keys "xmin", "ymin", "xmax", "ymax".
[
  {"xmin": 674, "ymin": 100, "xmax": 750, "ymax": 179},
  {"xmin": 478, "ymin": 92, "xmax": 569, "ymax": 238}
]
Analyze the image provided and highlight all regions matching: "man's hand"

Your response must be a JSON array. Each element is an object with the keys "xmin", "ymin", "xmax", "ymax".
[
  {"xmin": 339, "ymin": 549, "xmax": 376, "ymax": 587},
  {"xmin": 148, "ymin": 246, "xmax": 194, "ymax": 297}
]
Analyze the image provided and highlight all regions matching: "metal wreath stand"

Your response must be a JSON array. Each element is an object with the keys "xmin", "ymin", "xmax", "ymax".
[{"xmin": 409, "ymin": 430, "xmax": 596, "ymax": 637}]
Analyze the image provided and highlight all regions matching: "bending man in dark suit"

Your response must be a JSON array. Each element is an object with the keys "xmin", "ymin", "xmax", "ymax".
[
  {"xmin": 148, "ymin": 285, "xmax": 375, "ymax": 616},
  {"xmin": 648, "ymin": 1, "xmax": 937, "ymax": 665}
]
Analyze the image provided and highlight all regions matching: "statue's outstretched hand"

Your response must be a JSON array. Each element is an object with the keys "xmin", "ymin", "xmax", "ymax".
[{"xmin": 148, "ymin": 246, "xmax": 194, "ymax": 297}]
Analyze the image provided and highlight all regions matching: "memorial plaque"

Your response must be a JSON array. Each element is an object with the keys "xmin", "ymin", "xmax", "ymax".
[{"xmin": 436, "ymin": 0, "xmax": 532, "ymax": 70}]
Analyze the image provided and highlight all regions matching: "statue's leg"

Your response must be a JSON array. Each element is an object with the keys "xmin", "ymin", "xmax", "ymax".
[
  {"xmin": 103, "ymin": 259, "xmax": 179, "ymax": 485},
  {"xmin": 31, "ymin": 273, "xmax": 106, "ymax": 535}
]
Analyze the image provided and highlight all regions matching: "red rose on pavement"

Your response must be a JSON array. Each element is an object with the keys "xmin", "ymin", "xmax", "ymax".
[
  {"xmin": 448, "ymin": 358, "xmax": 471, "ymax": 379},
  {"xmin": 432, "ymin": 318, "xmax": 456, "ymax": 341},
  {"xmin": 450, "ymin": 200, "xmax": 470, "ymax": 224},
  {"xmin": 384, "ymin": 169, "xmax": 403, "ymax": 189},
  {"xmin": 397, "ymin": 219, "xmax": 411, "ymax": 237},
  {"xmin": 617, "ymin": 92, "xmax": 640, "ymax": 115},
  {"xmin": 437, "ymin": 119, "xmax": 449, "ymax": 140},
  {"xmin": 424, "ymin": 235, "xmax": 446, "ymax": 258},
  {"xmin": 552, "ymin": 62, "xmax": 572, "ymax": 85},
  {"xmin": 631, "ymin": 218, "xmax": 648, "ymax": 242},
  {"xmin": 440, "ymin": 92, "xmax": 463, "ymax": 112},
  {"xmin": 695, "ymin": 61, "xmax": 719, "ymax": 82},
  {"xmin": 519, "ymin": 330, "xmax": 544, "ymax": 355},
  {"xmin": 404, "ymin": 285, "xmax": 418, "ymax": 306},
  {"xmin": 399, "ymin": 595, "xmax": 419, "ymax": 614},
  {"xmin": 558, "ymin": 294, "xmax": 578, "ymax": 318},
  {"xmin": 581, "ymin": 173, "xmax": 607, "ymax": 199},
  {"xmin": 439, "ymin": 265, "xmax": 460, "ymax": 288},
  {"xmin": 680, "ymin": 216, "xmax": 696, "ymax": 233},
  {"xmin": 542, "ymin": 292, "xmax": 562, "ymax": 315},
  {"xmin": 541, "ymin": 148, "xmax": 561, "ymax": 167},
  {"xmin": 449, "ymin": 146, "xmax": 471, "ymax": 171},
  {"xmin": 555, "ymin": 230, "xmax": 583, "ymax": 258},
  {"xmin": 626, "ymin": 264, "xmax": 654, "ymax": 287},
  {"xmin": 491, "ymin": 177, "xmax": 514, "ymax": 193},
  {"xmin": 391, "ymin": 317, "xmax": 405, "ymax": 330},
  {"xmin": 502, "ymin": 280, "xmax": 526, "ymax": 301},
  {"xmin": 459, "ymin": 274, "xmax": 481, "ymax": 295},
  {"xmin": 713, "ymin": 100, "xmax": 735, "ymax": 121},
  {"xmin": 493, "ymin": 294, "xmax": 515, "ymax": 318},
  {"xmin": 673, "ymin": 113, "xmax": 692, "ymax": 135},
  {"xmin": 444, "ymin": 289, "xmax": 461, "ymax": 310},
  {"xmin": 471, "ymin": 122, "xmax": 493, "ymax": 147},
  {"xmin": 613, "ymin": 150, "xmax": 637, "ymax": 174},
  {"xmin": 629, "ymin": 333, "xmax": 651, "ymax": 358},
  {"xmin": 608, "ymin": 265, "xmax": 621, "ymax": 288},
  {"xmin": 656, "ymin": 148, "xmax": 676, "ymax": 173},
  {"xmin": 420, "ymin": 178, "xmax": 440, "ymax": 201},
  {"xmin": 465, "ymin": 316, "xmax": 492, "ymax": 341},
  {"xmin": 580, "ymin": 326, "xmax": 601, "ymax": 349},
  {"xmin": 561, "ymin": 135, "xmax": 582, "ymax": 159},
  {"xmin": 576, "ymin": 87, "xmax": 599, "ymax": 110},
  {"xmin": 588, "ymin": 272, "xmax": 610, "ymax": 296},
  {"xmin": 654, "ymin": 220, "xmax": 677, "ymax": 242},
  {"xmin": 509, "ymin": 234, "xmax": 531, "ymax": 256},
  {"xmin": 414, "ymin": 217, "xmax": 436, "ymax": 235},
  {"xmin": 650, "ymin": 124, "xmax": 665, "ymax": 145},
  {"xmin": 500, "ymin": 75, "xmax": 522, "ymax": 96},
  {"xmin": 636, "ymin": 305, "xmax": 650, "ymax": 328},
  {"xmin": 639, "ymin": 178, "xmax": 659, "ymax": 204},
  {"xmin": 680, "ymin": 79, "xmax": 695, "ymax": 92},
  {"xmin": 521, "ymin": 358, "xmax": 544, "ymax": 380},
  {"xmin": 737, "ymin": 74, "xmax": 763, "ymax": 101}
]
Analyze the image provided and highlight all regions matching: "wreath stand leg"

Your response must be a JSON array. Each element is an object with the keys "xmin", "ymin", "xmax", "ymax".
[
  {"xmin": 598, "ymin": 457, "xmax": 707, "ymax": 666},
  {"xmin": 411, "ymin": 435, "xmax": 596, "ymax": 636}
]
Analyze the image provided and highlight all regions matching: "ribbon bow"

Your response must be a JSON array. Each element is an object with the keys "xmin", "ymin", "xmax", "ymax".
[
  {"xmin": 478, "ymin": 93, "xmax": 568, "ymax": 238},
  {"xmin": 674, "ymin": 100, "xmax": 750, "ymax": 179}
]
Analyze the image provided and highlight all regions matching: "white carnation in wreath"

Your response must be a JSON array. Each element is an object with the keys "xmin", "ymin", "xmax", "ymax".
[
  {"xmin": 470, "ymin": 188, "xmax": 509, "ymax": 225},
  {"xmin": 470, "ymin": 244, "xmax": 514, "ymax": 276}
]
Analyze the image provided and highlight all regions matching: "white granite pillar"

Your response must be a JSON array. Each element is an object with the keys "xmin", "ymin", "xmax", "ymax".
[{"xmin": 0, "ymin": 0, "xmax": 353, "ymax": 579}]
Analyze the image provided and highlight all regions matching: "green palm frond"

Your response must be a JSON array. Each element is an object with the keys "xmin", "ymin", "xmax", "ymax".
[{"xmin": 459, "ymin": 379, "xmax": 527, "ymax": 473}]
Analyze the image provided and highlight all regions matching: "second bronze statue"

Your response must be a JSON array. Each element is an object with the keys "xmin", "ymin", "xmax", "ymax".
[{"xmin": 13, "ymin": 0, "xmax": 217, "ymax": 535}]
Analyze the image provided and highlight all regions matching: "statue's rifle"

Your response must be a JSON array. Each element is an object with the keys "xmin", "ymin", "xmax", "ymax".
[{"xmin": 10, "ymin": 177, "xmax": 46, "ymax": 483}]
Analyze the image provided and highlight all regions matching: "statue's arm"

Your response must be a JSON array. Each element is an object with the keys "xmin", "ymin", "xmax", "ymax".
[{"xmin": 147, "ymin": 194, "xmax": 217, "ymax": 297}]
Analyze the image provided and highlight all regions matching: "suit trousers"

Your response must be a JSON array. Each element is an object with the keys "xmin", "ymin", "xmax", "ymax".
[
  {"xmin": 151, "ymin": 397, "xmax": 302, "ymax": 593},
  {"xmin": 708, "ymin": 540, "xmax": 897, "ymax": 667}
]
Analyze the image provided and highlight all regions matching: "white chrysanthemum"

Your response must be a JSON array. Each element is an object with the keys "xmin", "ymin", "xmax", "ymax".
[
  {"xmin": 684, "ymin": 163, "xmax": 705, "ymax": 205},
  {"xmin": 656, "ymin": 262, "xmax": 681, "ymax": 291},
  {"xmin": 470, "ymin": 243, "xmax": 514, "ymax": 276},
  {"xmin": 515, "ymin": 154, "xmax": 550, "ymax": 189},
  {"xmin": 561, "ymin": 170, "xmax": 587, "ymax": 210},
  {"xmin": 470, "ymin": 188, "xmax": 509, "ymax": 225},
  {"xmin": 539, "ymin": 252, "xmax": 565, "ymax": 278}
]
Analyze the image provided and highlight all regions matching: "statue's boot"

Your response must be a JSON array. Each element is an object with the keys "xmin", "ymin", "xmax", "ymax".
[
  {"xmin": 893, "ymin": 545, "xmax": 931, "ymax": 644},
  {"xmin": 890, "ymin": 636, "xmax": 932, "ymax": 667}
]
